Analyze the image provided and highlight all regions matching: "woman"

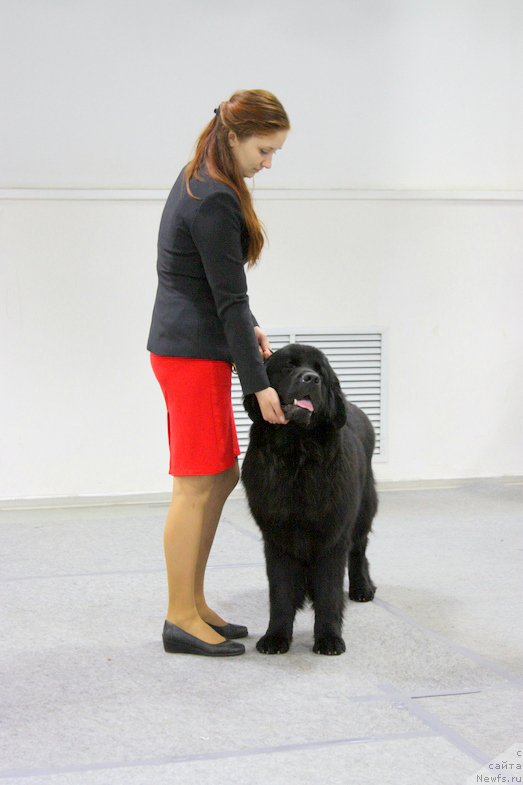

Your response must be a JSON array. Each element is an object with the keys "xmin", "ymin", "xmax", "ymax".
[{"xmin": 147, "ymin": 89, "xmax": 290, "ymax": 656}]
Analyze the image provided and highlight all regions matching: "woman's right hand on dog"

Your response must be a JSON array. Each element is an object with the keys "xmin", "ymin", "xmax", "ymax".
[{"xmin": 255, "ymin": 387, "xmax": 288, "ymax": 425}]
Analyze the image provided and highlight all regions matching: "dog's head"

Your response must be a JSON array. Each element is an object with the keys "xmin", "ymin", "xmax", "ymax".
[{"xmin": 244, "ymin": 343, "xmax": 347, "ymax": 429}]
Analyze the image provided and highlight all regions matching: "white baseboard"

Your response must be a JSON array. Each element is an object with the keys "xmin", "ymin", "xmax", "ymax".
[{"xmin": 1, "ymin": 476, "xmax": 521, "ymax": 511}]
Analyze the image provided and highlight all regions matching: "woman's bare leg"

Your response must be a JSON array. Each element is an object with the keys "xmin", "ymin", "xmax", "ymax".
[
  {"xmin": 164, "ymin": 473, "xmax": 225, "ymax": 644},
  {"xmin": 194, "ymin": 462, "xmax": 240, "ymax": 625}
]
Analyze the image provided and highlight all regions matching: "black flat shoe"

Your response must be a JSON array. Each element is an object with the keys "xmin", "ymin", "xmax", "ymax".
[
  {"xmin": 208, "ymin": 622, "xmax": 248, "ymax": 639},
  {"xmin": 162, "ymin": 621, "xmax": 245, "ymax": 657}
]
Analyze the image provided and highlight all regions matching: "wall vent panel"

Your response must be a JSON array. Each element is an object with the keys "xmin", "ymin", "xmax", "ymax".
[{"xmin": 232, "ymin": 330, "xmax": 384, "ymax": 461}]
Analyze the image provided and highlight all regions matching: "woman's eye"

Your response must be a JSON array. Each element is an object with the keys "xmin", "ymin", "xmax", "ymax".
[{"xmin": 260, "ymin": 149, "xmax": 270, "ymax": 155}]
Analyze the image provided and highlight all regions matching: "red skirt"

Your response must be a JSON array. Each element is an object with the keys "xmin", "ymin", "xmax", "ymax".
[{"xmin": 150, "ymin": 354, "xmax": 240, "ymax": 476}]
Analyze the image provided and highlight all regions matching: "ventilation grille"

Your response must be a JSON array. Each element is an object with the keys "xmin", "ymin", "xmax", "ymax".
[{"xmin": 231, "ymin": 330, "xmax": 383, "ymax": 459}]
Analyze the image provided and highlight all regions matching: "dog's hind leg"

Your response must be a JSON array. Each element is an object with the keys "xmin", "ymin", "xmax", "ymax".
[
  {"xmin": 310, "ymin": 547, "xmax": 347, "ymax": 655},
  {"xmin": 348, "ymin": 473, "xmax": 378, "ymax": 602},
  {"xmin": 257, "ymin": 541, "xmax": 306, "ymax": 655}
]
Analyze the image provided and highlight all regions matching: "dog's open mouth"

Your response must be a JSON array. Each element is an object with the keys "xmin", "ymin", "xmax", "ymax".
[
  {"xmin": 281, "ymin": 397, "xmax": 315, "ymax": 419},
  {"xmin": 294, "ymin": 397, "xmax": 314, "ymax": 412}
]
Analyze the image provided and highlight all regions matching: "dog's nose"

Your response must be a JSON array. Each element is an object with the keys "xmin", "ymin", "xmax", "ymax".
[{"xmin": 301, "ymin": 371, "xmax": 321, "ymax": 385}]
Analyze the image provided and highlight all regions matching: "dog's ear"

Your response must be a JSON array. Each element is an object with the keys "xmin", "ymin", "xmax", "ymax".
[
  {"xmin": 330, "ymin": 385, "xmax": 348, "ymax": 429},
  {"xmin": 243, "ymin": 393, "xmax": 263, "ymax": 423},
  {"xmin": 323, "ymin": 363, "xmax": 347, "ymax": 429}
]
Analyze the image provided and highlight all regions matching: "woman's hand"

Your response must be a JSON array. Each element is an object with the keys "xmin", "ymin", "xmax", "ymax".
[
  {"xmin": 255, "ymin": 387, "xmax": 288, "ymax": 425},
  {"xmin": 254, "ymin": 326, "xmax": 273, "ymax": 360},
  {"xmin": 253, "ymin": 328, "xmax": 286, "ymax": 423}
]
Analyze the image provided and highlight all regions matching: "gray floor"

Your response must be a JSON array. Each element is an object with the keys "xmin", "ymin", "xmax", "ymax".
[{"xmin": 1, "ymin": 478, "xmax": 522, "ymax": 785}]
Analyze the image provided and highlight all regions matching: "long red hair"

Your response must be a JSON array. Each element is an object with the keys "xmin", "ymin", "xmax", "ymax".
[{"xmin": 185, "ymin": 89, "xmax": 290, "ymax": 267}]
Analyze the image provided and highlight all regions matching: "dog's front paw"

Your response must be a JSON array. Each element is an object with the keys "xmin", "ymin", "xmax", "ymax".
[
  {"xmin": 349, "ymin": 582, "xmax": 376, "ymax": 602},
  {"xmin": 256, "ymin": 633, "xmax": 291, "ymax": 654},
  {"xmin": 313, "ymin": 635, "xmax": 346, "ymax": 655}
]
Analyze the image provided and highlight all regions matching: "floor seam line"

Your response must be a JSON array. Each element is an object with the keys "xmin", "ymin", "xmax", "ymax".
[
  {"xmin": 0, "ymin": 562, "xmax": 265, "ymax": 583},
  {"xmin": 0, "ymin": 731, "xmax": 435, "ymax": 779},
  {"xmin": 378, "ymin": 682, "xmax": 491, "ymax": 766},
  {"xmin": 373, "ymin": 597, "xmax": 519, "ymax": 683}
]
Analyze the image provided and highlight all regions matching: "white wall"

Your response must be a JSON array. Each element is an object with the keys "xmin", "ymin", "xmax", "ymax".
[
  {"xmin": 2, "ymin": 0, "xmax": 522, "ymax": 190},
  {"xmin": 1, "ymin": 1, "xmax": 522, "ymax": 499},
  {"xmin": 253, "ymin": 196, "xmax": 523, "ymax": 482}
]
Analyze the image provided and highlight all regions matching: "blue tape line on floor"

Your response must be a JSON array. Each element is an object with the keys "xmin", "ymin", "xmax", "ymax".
[
  {"xmin": 0, "ymin": 731, "xmax": 435, "ymax": 779},
  {"xmin": 378, "ymin": 682, "xmax": 491, "ymax": 766},
  {"xmin": 373, "ymin": 597, "xmax": 519, "ymax": 683}
]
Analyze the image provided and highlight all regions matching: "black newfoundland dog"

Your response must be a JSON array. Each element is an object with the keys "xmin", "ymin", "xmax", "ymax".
[{"xmin": 242, "ymin": 343, "xmax": 378, "ymax": 655}]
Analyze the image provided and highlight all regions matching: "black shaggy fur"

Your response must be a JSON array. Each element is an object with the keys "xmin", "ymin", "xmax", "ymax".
[{"xmin": 242, "ymin": 344, "xmax": 378, "ymax": 655}]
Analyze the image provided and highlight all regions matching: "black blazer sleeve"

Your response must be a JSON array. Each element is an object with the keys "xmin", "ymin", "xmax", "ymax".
[{"xmin": 191, "ymin": 190, "xmax": 269, "ymax": 395}]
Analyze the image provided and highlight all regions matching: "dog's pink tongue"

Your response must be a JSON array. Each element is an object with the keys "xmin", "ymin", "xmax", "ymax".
[{"xmin": 295, "ymin": 398, "xmax": 314, "ymax": 412}]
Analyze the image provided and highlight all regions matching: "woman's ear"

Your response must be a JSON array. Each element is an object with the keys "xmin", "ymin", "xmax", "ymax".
[
  {"xmin": 243, "ymin": 393, "xmax": 263, "ymax": 423},
  {"xmin": 228, "ymin": 130, "xmax": 239, "ymax": 148}
]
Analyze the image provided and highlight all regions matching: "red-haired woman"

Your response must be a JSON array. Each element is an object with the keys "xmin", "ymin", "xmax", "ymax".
[{"xmin": 147, "ymin": 89, "xmax": 290, "ymax": 656}]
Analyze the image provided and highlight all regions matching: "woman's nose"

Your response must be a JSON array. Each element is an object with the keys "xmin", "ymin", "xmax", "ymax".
[{"xmin": 262, "ymin": 155, "xmax": 273, "ymax": 169}]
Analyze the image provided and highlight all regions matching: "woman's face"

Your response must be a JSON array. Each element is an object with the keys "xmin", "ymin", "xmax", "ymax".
[{"xmin": 229, "ymin": 130, "xmax": 288, "ymax": 178}]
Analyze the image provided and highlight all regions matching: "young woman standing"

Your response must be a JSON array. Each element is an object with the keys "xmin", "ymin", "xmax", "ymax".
[{"xmin": 147, "ymin": 89, "xmax": 290, "ymax": 656}]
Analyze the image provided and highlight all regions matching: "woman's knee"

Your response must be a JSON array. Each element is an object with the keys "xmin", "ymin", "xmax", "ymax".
[
  {"xmin": 172, "ymin": 474, "xmax": 216, "ymax": 504},
  {"xmin": 205, "ymin": 462, "xmax": 240, "ymax": 502},
  {"xmin": 221, "ymin": 461, "xmax": 240, "ymax": 495},
  {"xmin": 172, "ymin": 463, "xmax": 239, "ymax": 503}
]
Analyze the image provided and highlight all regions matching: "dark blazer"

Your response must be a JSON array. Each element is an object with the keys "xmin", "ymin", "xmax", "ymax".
[{"xmin": 147, "ymin": 165, "xmax": 270, "ymax": 395}]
